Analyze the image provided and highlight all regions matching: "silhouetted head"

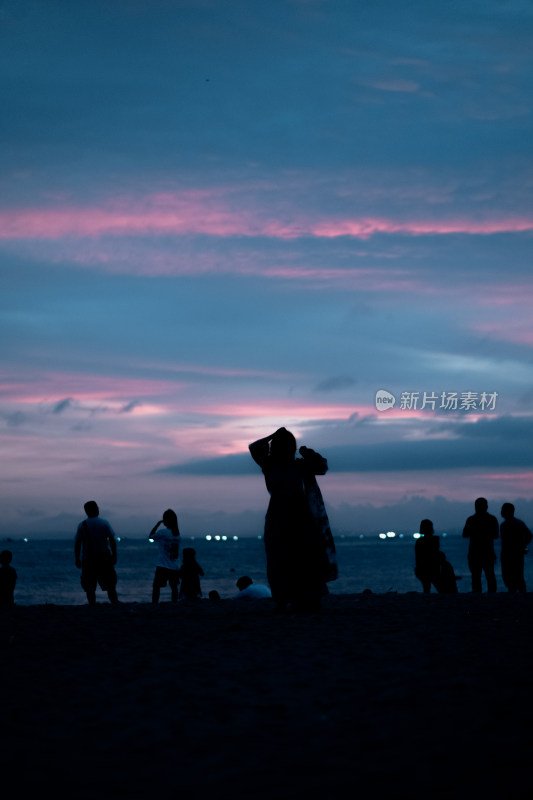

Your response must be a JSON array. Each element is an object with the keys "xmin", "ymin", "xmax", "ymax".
[
  {"xmin": 182, "ymin": 547, "xmax": 195, "ymax": 562},
  {"xmin": 208, "ymin": 590, "xmax": 221, "ymax": 602},
  {"xmin": 236, "ymin": 575, "xmax": 253, "ymax": 591},
  {"xmin": 0, "ymin": 550, "xmax": 12, "ymax": 566},
  {"xmin": 475, "ymin": 497, "xmax": 488, "ymax": 513},
  {"xmin": 84, "ymin": 500, "xmax": 99, "ymax": 518},
  {"xmin": 162, "ymin": 508, "xmax": 179, "ymax": 533},
  {"xmin": 501, "ymin": 502, "xmax": 515, "ymax": 520},
  {"xmin": 419, "ymin": 519, "xmax": 434, "ymax": 537},
  {"xmin": 270, "ymin": 428, "xmax": 297, "ymax": 465}
]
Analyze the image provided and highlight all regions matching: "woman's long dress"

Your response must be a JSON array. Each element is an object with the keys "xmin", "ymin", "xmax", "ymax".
[{"xmin": 260, "ymin": 453, "xmax": 330, "ymax": 609}]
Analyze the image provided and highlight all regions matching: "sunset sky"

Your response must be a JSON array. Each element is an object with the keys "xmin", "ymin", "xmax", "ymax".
[{"xmin": 1, "ymin": 0, "xmax": 532, "ymax": 538}]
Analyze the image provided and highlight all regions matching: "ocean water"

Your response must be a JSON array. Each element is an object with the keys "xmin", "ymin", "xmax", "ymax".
[{"xmin": 3, "ymin": 534, "xmax": 532, "ymax": 605}]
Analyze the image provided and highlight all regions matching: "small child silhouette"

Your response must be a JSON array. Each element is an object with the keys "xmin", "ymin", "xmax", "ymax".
[
  {"xmin": 179, "ymin": 548, "xmax": 204, "ymax": 600},
  {"xmin": 438, "ymin": 552, "xmax": 461, "ymax": 593}
]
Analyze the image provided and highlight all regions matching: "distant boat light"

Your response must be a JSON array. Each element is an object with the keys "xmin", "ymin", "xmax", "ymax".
[
  {"xmin": 205, "ymin": 535, "xmax": 212, "ymax": 541},
  {"xmin": 413, "ymin": 532, "xmax": 421, "ymax": 539},
  {"xmin": 221, "ymin": 536, "xmax": 227, "ymax": 541},
  {"xmin": 148, "ymin": 537, "xmax": 154, "ymax": 543},
  {"xmin": 23, "ymin": 538, "xmax": 29, "ymax": 543},
  {"xmin": 379, "ymin": 533, "xmax": 387, "ymax": 539},
  {"xmin": 233, "ymin": 536, "xmax": 238, "ymax": 541},
  {"xmin": 386, "ymin": 531, "xmax": 396, "ymax": 538},
  {"xmin": 215, "ymin": 535, "xmax": 221, "ymax": 541}
]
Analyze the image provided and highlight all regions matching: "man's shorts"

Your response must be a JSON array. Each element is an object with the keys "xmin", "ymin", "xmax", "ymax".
[
  {"xmin": 81, "ymin": 553, "xmax": 117, "ymax": 593},
  {"xmin": 153, "ymin": 566, "xmax": 180, "ymax": 588}
]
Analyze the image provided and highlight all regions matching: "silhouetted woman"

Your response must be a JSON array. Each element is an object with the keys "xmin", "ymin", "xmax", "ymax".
[
  {"xmin": 149, "ymin": 509, "xmax": 180, "ymax": 603},
  {"xmin": 414, "ymin": 519, "xmax": 441, "ymax": 594},
  {"xmin": 249, "ymin": 427, "xmax": 330, "ymax": 612}
]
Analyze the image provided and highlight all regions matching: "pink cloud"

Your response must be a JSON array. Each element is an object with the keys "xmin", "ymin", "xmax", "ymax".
[
  {"xmin": 2, "ymin": 372, "xmax": 185, "ymax": 405},
  {"xmin": 0, "ymin": 194, "xmax": 532, "ymax": 242},
  {"xmin": 311, "ymin": 217, "xmax": 533, "ymax": 239},
  {"xmin": 476, "ymin": 472, "xmax": 533, "ymax": 491},
  {"xmin": 2, "ymin": 238, "xmax": 429, "ymax": 291},
  {"xmin": 474, "ymin": 322, "xmax": 533, "ymax": 347},
  {"xmin": 476, "ymin": 285, "xmax": 533, "ymax": 308},
  {"xmin": 1, "ymin": 364, "xmax": 297, "ymax": 406}
]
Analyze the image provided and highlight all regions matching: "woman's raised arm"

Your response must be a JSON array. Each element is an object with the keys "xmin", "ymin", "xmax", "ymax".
[{"xmin": 249, "ymin": 428, "xmax": 287, "ymax": 467}]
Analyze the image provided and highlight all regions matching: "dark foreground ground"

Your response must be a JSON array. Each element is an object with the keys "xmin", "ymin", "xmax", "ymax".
[{"xmin": 1, "ymin": 593, "xmax": 532, "ymax": 799}]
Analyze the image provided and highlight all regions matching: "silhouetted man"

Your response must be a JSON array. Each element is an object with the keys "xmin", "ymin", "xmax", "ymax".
[
  {"xmin": 462, "ymin": 497, "xmax": 499, "ymax": 592},
  {"xmin": 75, "ymin": 501, "xmax": 118, "ymax": 605},
  {"xmin": 500, "ymin": 503, "xmax": 532, "ymax": 593}
]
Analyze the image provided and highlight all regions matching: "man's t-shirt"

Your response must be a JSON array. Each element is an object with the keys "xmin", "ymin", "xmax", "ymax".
[
  {"xmin": 75, "ymin": 517, "xmax": 115, "ymax": 560},
  {"xmin": 152, "ymin": 530, "xmax": 180, "ymax": 570},
  {"xmin": 236, "ymin": 583, "xmax": 272, "ymax": 599}
]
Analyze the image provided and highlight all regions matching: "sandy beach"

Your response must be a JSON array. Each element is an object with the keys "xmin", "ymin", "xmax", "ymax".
[{"xmin": 1, "ymin": 593, "xmax": 532, "ymax": 799}]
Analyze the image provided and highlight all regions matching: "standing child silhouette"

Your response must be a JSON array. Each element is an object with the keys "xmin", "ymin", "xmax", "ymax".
[{"xmin": 179, "ymin": 548, "xmax": 204, "ymax": 600}]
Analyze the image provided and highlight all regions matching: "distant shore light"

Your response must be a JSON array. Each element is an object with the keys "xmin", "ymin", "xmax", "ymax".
[
  {"xmin": 221, "ymin": 535, "xmax": 227, "ymax": 541},
  {"xmin": 233, "ymin": 536, "xmax": 238, "ymax": 541},
  {"xmin": 215, "ymin": 535, "xmax": 221, "ymax": 541},
  {"xmin": 379, "ymin": 533, "xmax": 387, "ymax": 539},
  {"xmin": 413, "ymin": 532, "xmax": 421, "ymax": 539},
  {"xmin": 205, "ymin": 535, "xmax": 212, "ymax": 541},
  {"xmin": 386, "ymin": 531, "xmax": 396, "ymax": 538}
]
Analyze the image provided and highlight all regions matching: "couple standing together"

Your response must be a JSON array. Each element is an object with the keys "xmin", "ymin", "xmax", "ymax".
[{"xmin": 249, "ymin": 427, "xmax": 338, "ymax": 612}]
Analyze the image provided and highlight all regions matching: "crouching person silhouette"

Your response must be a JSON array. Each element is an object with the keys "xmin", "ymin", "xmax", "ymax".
[{"xmin": 75, "ymin": 501, "xmax": 118, "ymax": 605}]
